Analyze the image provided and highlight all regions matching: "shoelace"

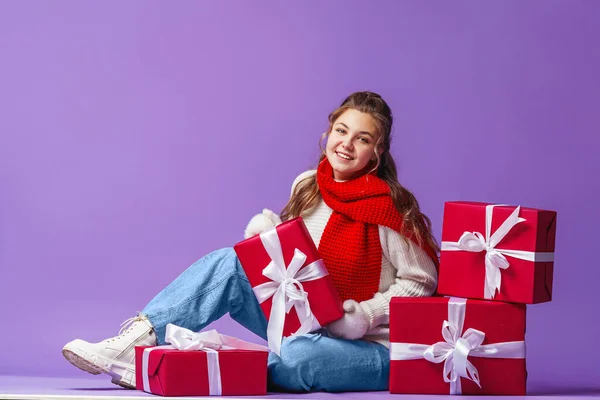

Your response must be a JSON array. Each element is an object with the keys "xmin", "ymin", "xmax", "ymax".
[{"xmin": 107, "ymin": 313, "xmax": 144, "ymax": 342}]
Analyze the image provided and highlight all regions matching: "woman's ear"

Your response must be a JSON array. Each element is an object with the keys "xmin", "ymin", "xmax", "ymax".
[{"xmin": 371, "ymin": 148, "xmax": 384, "ymax": 161}]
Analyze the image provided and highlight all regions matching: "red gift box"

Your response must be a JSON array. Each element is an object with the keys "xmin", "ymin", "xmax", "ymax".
[
  {"xmin": 135, "ymin": 327, "xmax": 268, "ymax": 397},
  {"xmin": 234, "ymin": 217, "xmax": 343, "ymax": 354},
  {"xmin": 389, "ymin": 297, "xmax": 527, "ymax": 395},
  {"xmin": 438, "ymin": 201, "xmax": 556, "ymax": 304}
]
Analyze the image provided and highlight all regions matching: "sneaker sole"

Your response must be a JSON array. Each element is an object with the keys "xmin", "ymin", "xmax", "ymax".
[{"xmin": 62, "ymin": 347, "xmax": 135, "ymax": 389}]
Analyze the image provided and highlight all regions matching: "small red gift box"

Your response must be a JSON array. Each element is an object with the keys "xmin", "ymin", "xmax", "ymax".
[
  {"xmin": 389, "ymin": 297, "xmax": 527, "ymax": 395},
  {"xmin": 135, "ymin": 326, "xmax": 268, "ymax": 396},
  {"xmin": 234, "ymin": 217, "xmax": 343, "ymax": 355},
  {"xmin": 438, "ymin": 201, "xmax": 556, "ymax": 304}
]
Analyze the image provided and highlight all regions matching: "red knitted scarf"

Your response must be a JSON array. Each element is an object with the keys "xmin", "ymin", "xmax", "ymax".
[{"xmin": 316, "ymin": 159, "xmax": 438, "ymax": 303}]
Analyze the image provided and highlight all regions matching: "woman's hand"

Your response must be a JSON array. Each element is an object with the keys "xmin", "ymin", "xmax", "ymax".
[
  {"xmin": 244, "ymin": 208, "xmax": 282, "ymax": 239},
  {"xmin": 326, "ymin": 300, "xmax": 370, "ymax": 340}
]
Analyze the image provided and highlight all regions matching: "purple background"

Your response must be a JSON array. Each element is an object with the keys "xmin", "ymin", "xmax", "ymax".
[{"xmin": 0, "ymin": 0, "xmax": 598, "ymax": 393}]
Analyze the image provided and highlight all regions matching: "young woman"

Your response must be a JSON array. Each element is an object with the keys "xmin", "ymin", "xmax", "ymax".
[{"xmin": 63, "ymin": 91, "xmax": 439, "ymax": 392}]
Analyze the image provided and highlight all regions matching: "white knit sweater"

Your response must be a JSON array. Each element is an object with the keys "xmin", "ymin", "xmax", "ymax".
[{"xmin": 292, "ymin": 170, "xmax": 438, "ymax": 348}]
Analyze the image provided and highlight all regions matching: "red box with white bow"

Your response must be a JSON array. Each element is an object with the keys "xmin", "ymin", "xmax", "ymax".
[
  {"xmin": 234, "ymin": 217, "xmax": 343, "ymax": 355},
  {"xmin": 135, "ymin": 327, "xmax": 269, "ymax": 396},
  {"xmin": 438, "ymin": 201, "xmax": 557, "ymax": 304},
  {"xmin": 389, "ymin": 297, "xmax": 527, "ymax": 395}
]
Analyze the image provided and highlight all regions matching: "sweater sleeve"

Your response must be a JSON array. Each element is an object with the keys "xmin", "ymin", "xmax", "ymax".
[{"xmin": 360, "ymin": 225, "xmax": 439, "ymax": 330}]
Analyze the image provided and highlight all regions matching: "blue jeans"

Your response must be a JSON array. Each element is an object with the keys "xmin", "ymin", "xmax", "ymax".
[{"xmin": 142, "ymin": 247, "xmax": 390, "ymax": 393}]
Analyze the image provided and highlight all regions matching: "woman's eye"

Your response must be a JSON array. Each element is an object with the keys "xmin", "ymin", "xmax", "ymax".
[
  {"xmin": 359, "ymin": 137, "xmax": 369, "ymax": 143},
  {"xmin": 336, "ymin": 129, "xmax": 346, "ymax": 134}
]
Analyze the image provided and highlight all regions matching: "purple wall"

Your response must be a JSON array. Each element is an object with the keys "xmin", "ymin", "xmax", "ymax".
[{"xmin": 1, "ymin": 0, "xmax": 598, "ymax": 392}]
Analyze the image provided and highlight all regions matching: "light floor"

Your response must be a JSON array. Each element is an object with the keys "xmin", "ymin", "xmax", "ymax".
[{"xmin": 0, "ymin": 376, "xmax": 599, "ymax": 400}]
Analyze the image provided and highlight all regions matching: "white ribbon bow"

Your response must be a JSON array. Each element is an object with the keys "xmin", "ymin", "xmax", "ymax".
[
  {"xmin": 166, "ymin": 324, "xmax": 225, "ymax": 351},
  {"xmin": 252, "ymin": 228, "xmax": 328, "ymax": 356},
  {"xmin": 390, "ymin": 297, "xmax": 526, "ymax": 395},
  {"xmin": 142, "ymin": 324, "xmax": 268, "ymax": 396},
  {"xmin": 441, "ymin": 204, "xmax": 554, "ymax": 299}
]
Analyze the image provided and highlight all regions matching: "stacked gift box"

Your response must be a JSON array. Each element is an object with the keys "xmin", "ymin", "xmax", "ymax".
[{"xmin": 389, "ymin": 201, "xmax": 557, "ymax": 395}]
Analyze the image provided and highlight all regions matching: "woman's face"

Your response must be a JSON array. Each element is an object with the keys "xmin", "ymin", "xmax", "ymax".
[{"xmin": 325, "ymin": 109, "xmax": 379, "ymax": 181}]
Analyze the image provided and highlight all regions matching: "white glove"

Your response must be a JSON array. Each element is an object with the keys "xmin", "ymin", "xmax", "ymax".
[
  {"xmin": 244, "ymin": 208, "xmax": 282, "ymax": 239},
  {"xmin": 325, "ymin": 300, "xmax": 370, "ymax": 340}
]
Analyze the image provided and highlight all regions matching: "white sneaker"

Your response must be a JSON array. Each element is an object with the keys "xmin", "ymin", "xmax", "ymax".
[{"xmin": 62, "ymin": 315, "xmax": 157, "ymax": 389}]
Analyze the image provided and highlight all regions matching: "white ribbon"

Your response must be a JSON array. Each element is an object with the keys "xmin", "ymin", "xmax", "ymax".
[
  {"xmin": 142, "ymin": 324, "xmax": 268, "ymax": 395},
  {"xmin": 390, "ymin": 297, "xmax": 525, "ymax": 395},
  {"xmin": 441, "ymin": 204, "xmax": 555, "ymax": 299},
  {"xmin": 252, "ymin": 228, "xmax": 329, "ymax": 356}
]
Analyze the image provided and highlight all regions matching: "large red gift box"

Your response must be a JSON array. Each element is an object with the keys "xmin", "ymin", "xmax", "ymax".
[
  {"xmin": 438, "ymin": 201, "xmax": 556, "ymax": 304},
  {"xmin": 135, "ymin": 344, "xmax": 268, "ymax": 396},
  {"xmin": 234, "ymin": 217, "xmax": 343, "ymax": 353},
  {"xmin": 389, "ymin": 297, "xmax": 527, "ymax": 395}
]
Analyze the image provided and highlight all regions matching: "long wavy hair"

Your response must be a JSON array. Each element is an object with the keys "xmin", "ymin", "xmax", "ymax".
[{"xmin": 280, "ymin": 91, "xmax": 439, "ymax": 254}]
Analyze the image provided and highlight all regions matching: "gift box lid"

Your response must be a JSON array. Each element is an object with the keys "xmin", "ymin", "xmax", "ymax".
[{"xmin": 442, "ymin": 201, "xmax": 557, "ymax": 253}]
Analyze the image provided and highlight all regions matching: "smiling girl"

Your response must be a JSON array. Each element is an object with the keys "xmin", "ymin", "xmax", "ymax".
[{"xmin": 63, "ymin": 91, "xmax": 439, "ymax": 393}]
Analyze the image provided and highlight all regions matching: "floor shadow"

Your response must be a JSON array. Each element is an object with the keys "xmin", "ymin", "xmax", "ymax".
[{"xmin": 528, "ymin": 386, "xmax": 600, "ymax": 396}]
